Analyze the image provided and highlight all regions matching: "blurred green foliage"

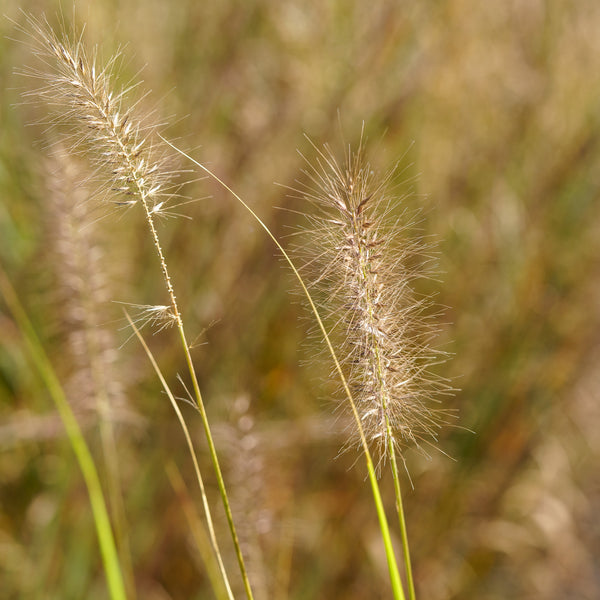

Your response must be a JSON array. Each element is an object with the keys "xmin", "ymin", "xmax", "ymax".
[{"xmin": 1, "ymin": 1, "xmax": 599, "ymax": 598}]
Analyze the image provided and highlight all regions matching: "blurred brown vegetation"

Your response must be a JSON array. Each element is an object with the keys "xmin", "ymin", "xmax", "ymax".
[{"xmin": 1, "ymin": 1, "xmax": 599, "ymax": 598}]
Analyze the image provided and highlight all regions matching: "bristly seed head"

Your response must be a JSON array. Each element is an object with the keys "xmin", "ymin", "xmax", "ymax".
[
  {"xmin": 294, "ymin": 135, "xmax": 452, "ymax": 464},
  {"xmin": 21, "ymin": 15, "xmax": 181, "ymax": 221}
]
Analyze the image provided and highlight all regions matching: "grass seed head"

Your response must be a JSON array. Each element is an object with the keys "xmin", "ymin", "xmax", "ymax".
[
  {"xmin": 21, "ymin": 15, "xmax": 179, "ymax": 220},
  {"xmin": 295, "ymin": 135, "xmax": 452, "ymax": 463}
]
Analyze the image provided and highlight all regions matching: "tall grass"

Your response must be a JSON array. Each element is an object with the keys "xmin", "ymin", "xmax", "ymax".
[
  {"xmin": 290, "ymin": 135, "xmax": 453, "ymax": 598},
  {"xmin": 10, "ymin": 12, "xmax": 452, "ymax": 599},
  {"xmin": 0, "ymin": 264, "xmax": 127, "ymax": 600},
  {"xmin": 44, "ymin": 146, "xmax": 136, "ymax": 597},
  {"xmin": 4, "ymin": 3, "xmax": 600, "ymax": 599},
  {"xmin": 20, "ymin": 14, "xmax": 253, "ymax": 599}
]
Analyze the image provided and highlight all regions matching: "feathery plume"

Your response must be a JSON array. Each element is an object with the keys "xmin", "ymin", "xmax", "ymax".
[
  {"xmin": 21, "ymin": 15, "xmax": 183, "ymax": 322},
  {"xmin": 218, "ymin": 396, "xmax": 272, "ymax": 600},
  {"xmin": 294, "ymin": 135, "xmax": 450, "ymax": 463},
  {"xmin": 44, "ymin": 145, "xmax": 139, "ymax": 598},
  {"xmin": 22, "ymin": 16, "xmax": 177, "ymax": 214},
  {"xmin": 24, "ymin": 18, "xmax": 257, "ymax": 596},
  {"xmin": 45, "ymin": 146, "xmax": 128, "ymax": 422}
]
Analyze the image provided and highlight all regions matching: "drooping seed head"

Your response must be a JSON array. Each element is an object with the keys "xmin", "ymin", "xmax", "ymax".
[{"xmin": 20, "ymin": 15, "xmax": 179, "ymax": 220}]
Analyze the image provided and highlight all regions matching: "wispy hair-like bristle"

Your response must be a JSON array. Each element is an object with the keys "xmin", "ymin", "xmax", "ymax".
[
  {"xmin": 21, "ymin": 15, "xmax": 180, "ymax": 222},
  {"xmin": 21, "ymin": 14, "xmax": 192, "ymax": 325},
  {"xmin": 294, "ymin": 135, "xmax": 451, "ymax": 462}
]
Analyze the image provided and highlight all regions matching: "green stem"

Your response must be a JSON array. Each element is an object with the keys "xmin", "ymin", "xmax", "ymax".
[
  {"xmin": 178, "ymin": 322, "xmax": 255, "ymax": 600},
  {"xmin": 125, "ymin": 312, "xmax": 234, "ymax": 600},
  {"xmin": 131, "ymin": 158, "xmax": 254, "ymax": 598},
  {"xmin": 387, "ymin": 434, "xmax": 416, "ymax": 600},
  {"xmin": 0, "ymin": 264, "xmax": 127, "ymax": 600},
  {"xmin": 366, "ymin": 457, "xmax": 406, "ymax": 600},
  {"xmin": 162, "ymin": 139, "xmax": 406, "ymax": 599}
]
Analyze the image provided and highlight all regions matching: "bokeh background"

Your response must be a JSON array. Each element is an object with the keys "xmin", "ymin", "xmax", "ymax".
[{"xmin": 1, "ymin": 1, "xmax": 600, "ymax": 598}]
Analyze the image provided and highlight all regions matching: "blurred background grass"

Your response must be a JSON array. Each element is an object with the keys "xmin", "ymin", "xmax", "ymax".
[{"xmin": 1, "ymin": 1, "xmax": 600, "ymax": 598}]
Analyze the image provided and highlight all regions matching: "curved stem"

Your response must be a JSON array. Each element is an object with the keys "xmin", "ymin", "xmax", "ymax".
[
  {"xmin": 0, "ymin": 265, "xmax": 127, "ymax": 600},
  {"xmin": 163, "ymin": 139, "xmax": 406, "ymax": 600},
  {"xmin": 178, "ymin": 322, "xmax": 255, "ymax": 600},
  {"xmin": 125, "ymin": 312, "xmax": 235, "ymax": 600}
]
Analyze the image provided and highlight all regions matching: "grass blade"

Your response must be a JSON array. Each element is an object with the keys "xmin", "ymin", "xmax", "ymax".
[{"xmin": 0, "ymin": 263, "xmax": 127, "ymax": 600}]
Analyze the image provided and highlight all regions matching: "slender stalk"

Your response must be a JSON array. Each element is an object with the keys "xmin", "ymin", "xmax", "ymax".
[
  {"xmin": 166, "ymin": 463, "xmax": 232, "ymax": 600},
  {"xmin": 176, "ymin": 323, "xmax": 255, "ymax": 600},
  {"xmin": 25, "ymin": 20, "xmax": 254, "ymax": 596},
  {"xmin": 0, "ymin": 264, "xmax": 126, "ymax": 600},
  {"xmin": 129, "ymin": 160, "xmax": 254, "ymax": 600},
  {"xmin": 163, "ymin": 139, "xmax": 406, "ymax": 600},
  {"xmin": 387, "ymin": 435, "xmax": 416, "ymax": 600},
  {"xmin": 125, "ymin": 312, "xmax": 234, "ymax": 600},
  {"xmin": 92, "ymin": 350, "xmax": 136, "ymax": 599},
  {"xmin": 127, "ymin": 204, "xmax": 254, "ymax": 598}
]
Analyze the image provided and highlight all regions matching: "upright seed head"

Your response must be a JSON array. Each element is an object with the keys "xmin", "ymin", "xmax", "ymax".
[{"xmin": 295, "ymin": 135, "xmax": 451, "ymax": 463}]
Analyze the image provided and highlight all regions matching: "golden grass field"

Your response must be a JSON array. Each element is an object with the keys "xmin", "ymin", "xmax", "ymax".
[{"xmin": 1, "ymin": 1, "xmax": 599, "ymax": 598}]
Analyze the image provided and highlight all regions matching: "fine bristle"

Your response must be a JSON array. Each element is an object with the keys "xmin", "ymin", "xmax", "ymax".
[
  {"xmin": 22, "ymin": 15, "xmax": 180, "ymax": 223},
  {"xmin": 294, "ymin": 137, "xmax": 452, "ymax": 462}
]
